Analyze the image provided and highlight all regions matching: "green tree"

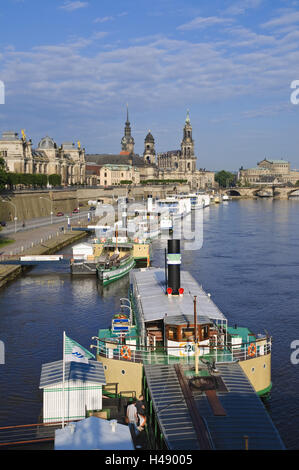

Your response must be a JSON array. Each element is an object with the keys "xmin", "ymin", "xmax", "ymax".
[
  {"xmin": 48, "ymin": 174, "xmax": 62, "ymax": 186},
  {"xmin": 215, "ymin": 171, "xmax": 236, "ymax": 188},
  {"xmin": 0, "ymin": 158, "xmax": 8, "ymax": 190}
]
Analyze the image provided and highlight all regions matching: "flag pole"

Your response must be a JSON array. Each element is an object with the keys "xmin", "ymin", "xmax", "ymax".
[{"xmin": 62, "ymin": 330, "xmax": 65, "ymax": 428}]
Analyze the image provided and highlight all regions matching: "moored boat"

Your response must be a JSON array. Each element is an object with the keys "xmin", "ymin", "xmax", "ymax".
[
  {"xmin": 96, "ymin": 251, "xmax": 135, "ymax": 286},
  {"xmin": 89, "ymin": 240, "xmax": 284, "ymax": 450}
]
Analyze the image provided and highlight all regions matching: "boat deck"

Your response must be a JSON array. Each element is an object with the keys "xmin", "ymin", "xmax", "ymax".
[{"xmin": 143, "ymin": 362, "xmax": 285, "ymax": 450}]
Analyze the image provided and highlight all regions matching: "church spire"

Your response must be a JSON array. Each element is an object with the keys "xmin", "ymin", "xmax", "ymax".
[
  {"xmin": 121, "ymin": 104, "xmax": 135, "ymax": 154},
  {"xmin": 186, "ymin": 109, "xmax": 190, "ymax": 124},
  {"xmin": 126, "ymin": 103, "xmax": 129, "ymax": 124}
]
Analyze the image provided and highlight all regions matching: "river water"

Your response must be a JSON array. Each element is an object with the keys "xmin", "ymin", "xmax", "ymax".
[{"xmin": 0, "ymin": 199, "xmax": 298, "ymax": 449}]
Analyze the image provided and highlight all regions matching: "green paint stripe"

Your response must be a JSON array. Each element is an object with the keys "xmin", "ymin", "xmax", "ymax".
[
  {"xmin": 44, "ymin": 415, "xmax": 85, "ymax": 421},
  {"xmin": 256, "ymin": 382, "xmax": 272, "ymax": 396}
]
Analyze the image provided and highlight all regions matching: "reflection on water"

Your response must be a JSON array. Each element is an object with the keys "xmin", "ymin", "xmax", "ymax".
[{"xmin": 0, "ymin": 200, "xmax": 298, "ymax": 448}]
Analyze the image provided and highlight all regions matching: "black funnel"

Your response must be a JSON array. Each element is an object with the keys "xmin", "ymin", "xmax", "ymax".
[{"xmin": 167, "ymin": 239, "xmax": 181, "ymax": 295}]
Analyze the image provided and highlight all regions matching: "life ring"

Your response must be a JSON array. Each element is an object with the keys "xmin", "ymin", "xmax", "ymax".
[
  {"xmin": 114, "ymin": 314, "xmax": 128, "ymax": 319},
  {"xmin": 120, "ymin": 345, "xmax": 131, "ymax": 360},
  {"xmin": 248, "ymin": 343, "xmax": 256, "ymax": 357}
]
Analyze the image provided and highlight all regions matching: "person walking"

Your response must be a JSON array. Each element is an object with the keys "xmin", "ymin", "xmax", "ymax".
[
  {"xmin": 136, "ymin": 394, "xmax": 146, "ymax": 432},
  {"xmin": 126, "ymin": 399, "xmax": 138, "ymax": 436}
]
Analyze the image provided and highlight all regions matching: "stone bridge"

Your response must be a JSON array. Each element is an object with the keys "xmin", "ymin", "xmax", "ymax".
[{"xmin": 220, "ymin": 185, "xmax": 299, "ymax": 199}]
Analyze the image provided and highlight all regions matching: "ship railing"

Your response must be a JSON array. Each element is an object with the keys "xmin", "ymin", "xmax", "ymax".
[
  {"xmin": 230, "ymin": 336, "xmax": 272, "ymax": 362},
  {"xmin": 92, "ymin": 337, "xmax": 239, "ymax": 365},
  {"xmin": 93, "ymin": 333, "xmax": 272, "ymax": 365}
]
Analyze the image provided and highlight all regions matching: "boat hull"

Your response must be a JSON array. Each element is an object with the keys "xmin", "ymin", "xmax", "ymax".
[{"xmin": 97, "ymin": 257, "xmax": 135, "ymax": 286}]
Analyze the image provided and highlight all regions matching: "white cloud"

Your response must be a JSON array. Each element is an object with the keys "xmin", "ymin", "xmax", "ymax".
[
  {"xmin": 224, "ymin": 0, "xmax": 263, "ymax": 16},
  {"xmin": 177, "ymin": 16, "xmax": 234, "ymax": 31},
  {"xmin": 59, "ymin": 1, "xmax": 89, "ymax": 12},
  {"xmin": 94, "ymin": 16, "xmax": 114, "ymax": 24},
  {"xmin": 262, "ymin": 10, "xmax": 299, "ymax": 29}
]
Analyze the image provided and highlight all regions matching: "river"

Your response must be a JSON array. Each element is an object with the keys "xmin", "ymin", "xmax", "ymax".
[{"xmin": 0, "ymin": 199, "xmax": 298, "ymax": 449}]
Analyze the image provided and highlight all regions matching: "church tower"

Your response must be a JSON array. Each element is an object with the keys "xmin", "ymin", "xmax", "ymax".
[
  {"xmin": 143, "ymin": 130, "xmax": 156, "ymax": 164},
  {"xmin": 121, "ymin": 104, "xmax": 135, "ymax": 154},
  {"xmin": 180, "ymin": 110, "xmax": 196, "ymax": 173}
]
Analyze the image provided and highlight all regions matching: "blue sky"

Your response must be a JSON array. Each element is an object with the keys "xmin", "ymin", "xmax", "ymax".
[{"xmin": 0, "ymin": 0, "xmax": 299, "ymax": 171}]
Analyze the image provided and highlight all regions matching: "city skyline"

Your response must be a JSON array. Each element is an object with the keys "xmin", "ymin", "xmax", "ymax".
[{"xmin": 0, "ymin": 0, "xmax": 299, "ymax": 171}]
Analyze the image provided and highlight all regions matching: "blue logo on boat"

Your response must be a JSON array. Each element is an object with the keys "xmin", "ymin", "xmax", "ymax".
[{"xmin": 72, "ymin": 351, "xmax": 84, "ymax": 359}]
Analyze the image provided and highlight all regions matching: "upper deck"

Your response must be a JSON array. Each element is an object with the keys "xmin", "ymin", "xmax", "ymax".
[{"xmin": 130, "ymin": 267, "xmax": 227, "ymax": 325}]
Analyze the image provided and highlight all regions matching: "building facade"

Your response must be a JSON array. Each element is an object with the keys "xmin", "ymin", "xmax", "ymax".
[
  {"xmin": 0, "ymin": 131, "xmax": 86, "ymax": 185},
  {"xmin": 86, "ymin": 163, "xmax": 140, "ymax": 186},
  {"xmin": 157, "ymin": 111, "xmax": 214, "ymax": 190},
  {"xmin": 238, "ymin": 159, "xmax": 299, "ymax": 185}
]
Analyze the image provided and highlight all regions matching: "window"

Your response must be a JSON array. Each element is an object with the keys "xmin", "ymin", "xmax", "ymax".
[
  {"xmin": 201, "ymin": 326, "xmax": 209, "ymax": 340},
  {"xmin": 181, "ymin": 328, "xmax": 195, "ymax": 341},
  {"xmin": 167, "ymin": 327, "xmax": 178, "ymax": 341}
]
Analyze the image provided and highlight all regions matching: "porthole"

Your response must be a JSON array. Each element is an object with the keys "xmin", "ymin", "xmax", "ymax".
[
  {"xmin": 263, "ymin": 364, "xmax": 267, "ymax": 369},
  {"xmin": 104, "ymin": 365, "xmax": 108, "ymax": 370},
  {"xmin": 121, "ymin": 369, "xmax": 126, "ymax": 375},
  {"xmin": 251, "ymin": 367, "xmax": 255, "ymax": 373}
]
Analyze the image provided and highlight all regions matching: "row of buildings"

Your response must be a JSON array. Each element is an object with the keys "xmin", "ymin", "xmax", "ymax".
[
  {"xmin": 85, "ymin": 108, "xmax": 215, "ymax": 190},
  {"xmin": 1, "ymin": 109, "xmax": 297, "ymax": 190},
  {"xmin": 0, "ymin": 110, "xmax": 214, "ymax": 190}
]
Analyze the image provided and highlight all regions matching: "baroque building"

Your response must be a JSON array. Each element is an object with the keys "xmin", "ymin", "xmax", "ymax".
[
  {"xmin": 0, "ymin": 131, "xmax": 86, "ymax": 185},
  {"xmin": 157, "ymin": 111, "xmax": 214, "ymax": 190},
  {"xmin": 86, "ymin": 107, "xmax": 215, "ymax": 190},
  {"xmin": 238, "ymin": 159, "xmax": 299, "ymax": 185}
]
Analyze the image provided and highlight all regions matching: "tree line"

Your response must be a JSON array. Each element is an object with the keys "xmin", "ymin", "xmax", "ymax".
[{"xmin": 0, "ymin": 159, "xmax": 61, "ymax": 190}]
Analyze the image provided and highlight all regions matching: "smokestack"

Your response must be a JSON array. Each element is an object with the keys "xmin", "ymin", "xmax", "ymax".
[
  {"xmin": 122, "ymin": 210, "xmax": 127, "ymax": 234},
  {"xmin": 167, "ymin": 239, "xmax": 181, "ymax": 295},
  {"xmin": 147, "ymin": 195, "xmax": 153, "ymax": 212}
]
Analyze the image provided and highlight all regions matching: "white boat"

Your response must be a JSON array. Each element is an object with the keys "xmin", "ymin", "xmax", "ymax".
[{"xmin": 155, "ymin": 196, "xmax": 191, "ymax": 221}]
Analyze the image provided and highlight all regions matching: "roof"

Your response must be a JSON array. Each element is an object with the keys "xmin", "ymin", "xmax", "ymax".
[
  {"xmin": 144, "ymin": 363, "xmax": 285, "ymax": 450},
  {"xmin": 54, "ymin": 416, "xmax": 134, "ymax": 450},
  {"xmin": 164, "ymin": 314, "xmax": 212, "ymax": 326},
  {"xmin": 259, "ymin": 159, "xmax": 289, "ymax": 164},
  {"xmin": 86, "ymin": 153, "xmax": 156, "ymax": 168},
  {"xmin": 39, "ymin": 360, "xmax": 106, "ymax": 388},
  {"xmin": 1, "ymin": 131, "xmax": 20, "ymax": 141},
  {"xmin": 130, "ymin": 268, "xmax": 227, "ymax": 324},
  {"xmin": 193, "ymin": 363, "xmax": 285, "ymax": 450}
]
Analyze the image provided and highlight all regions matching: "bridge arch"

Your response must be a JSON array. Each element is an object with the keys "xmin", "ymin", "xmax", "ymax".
[
  {"xmin": 288, "ymin": 188, "xmax": 299, "ymax": 198},
  {"xmin": 226, "ymin": 189, "xmax": 241, "ymax": 197}
]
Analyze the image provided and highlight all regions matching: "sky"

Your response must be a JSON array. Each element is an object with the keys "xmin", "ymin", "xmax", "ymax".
[{"xmin": 0, "ymin": 0, "xmax": 299, "ymax": 171}]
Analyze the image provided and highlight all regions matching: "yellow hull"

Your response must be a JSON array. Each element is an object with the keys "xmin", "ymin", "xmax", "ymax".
[{"xmin": 239, "ymin": 353, "xmax": 272, "ymax": 396}]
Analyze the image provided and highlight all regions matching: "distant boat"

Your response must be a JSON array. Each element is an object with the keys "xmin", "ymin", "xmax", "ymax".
[{"xmin": 96, "ymin": 251, "xmax": 135, "ymax": 286}]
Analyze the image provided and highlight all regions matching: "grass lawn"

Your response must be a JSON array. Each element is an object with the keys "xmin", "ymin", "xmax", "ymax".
[{"xmin": 0, "ymin": 238, "xmax": 15, "ymax": 248}]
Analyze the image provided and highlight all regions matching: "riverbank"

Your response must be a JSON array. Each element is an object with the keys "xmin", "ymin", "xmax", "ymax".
[{"xmin": 0, "ymin": 230, "xmax": 87, "ymax": 289}]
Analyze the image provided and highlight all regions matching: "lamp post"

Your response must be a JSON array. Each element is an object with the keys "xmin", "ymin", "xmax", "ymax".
[
  {"xmin": 40, "ymin": 196, "xmax": 53, "ymax": 224},
  {"xmin": 2, "ymin": 200, "xmax": 17, "ymax": 233}
]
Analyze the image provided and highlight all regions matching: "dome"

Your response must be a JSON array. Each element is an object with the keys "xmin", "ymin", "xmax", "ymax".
[
  {"xmin": 38, "ymin": 136, "xmax": 56, "ymax": 149},
  {"xmin": 145, "ymin": 131, "xmax": 154, "ymax": 143}
]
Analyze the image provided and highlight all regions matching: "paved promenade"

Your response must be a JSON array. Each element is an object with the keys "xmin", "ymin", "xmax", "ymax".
[{"xmin": 0, "ymin": 214, "xmax": 93, "ymax": 257}]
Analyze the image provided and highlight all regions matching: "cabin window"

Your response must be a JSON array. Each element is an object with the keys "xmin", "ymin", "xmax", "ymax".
[
  {"xmin": 181, "ymin": 328, "xmax": 195, "ymax": 341},
  {"xmin": 201, "ymin": 326, "xmax": 209, "ymax": 340},
  {"xmin": 167, "ymin": 327, "xmax": 178, "ymax": 341}
]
